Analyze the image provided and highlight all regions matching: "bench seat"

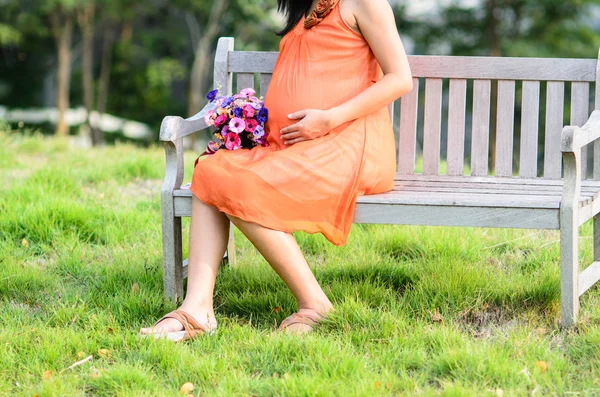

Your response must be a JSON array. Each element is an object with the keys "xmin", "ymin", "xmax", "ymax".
[{"xmin": 172, "ymin": 175, "xmax": 600, "ymax": 230}]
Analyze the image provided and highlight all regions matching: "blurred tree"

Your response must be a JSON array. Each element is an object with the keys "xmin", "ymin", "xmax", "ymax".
[
  {"xmin": 408, "ymin": 0, "xmax": 600, "ymax": 58},
  {"xmin": 44, "ymin": 0, "xmax": 81, "ymax": 136}
]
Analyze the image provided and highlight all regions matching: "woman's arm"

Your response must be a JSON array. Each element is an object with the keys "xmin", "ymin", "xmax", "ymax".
[{"xmin": 281, "ymin": 0, "xmax": 413, "ymax": 145}]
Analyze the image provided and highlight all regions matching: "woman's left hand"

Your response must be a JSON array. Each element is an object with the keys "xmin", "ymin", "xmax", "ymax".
[{"xmin": 280, "ymin": 109, "xmax": 338, "ymax": 145}]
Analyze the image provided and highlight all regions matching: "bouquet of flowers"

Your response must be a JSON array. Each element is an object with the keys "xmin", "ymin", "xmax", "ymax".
[{"xmin": 199, "ymin": 87, "xmax": 269, "ymax": 157}]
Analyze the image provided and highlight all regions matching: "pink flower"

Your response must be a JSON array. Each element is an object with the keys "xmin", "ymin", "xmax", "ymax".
[
  {"xmin": 240, "ymin": 88, "xmax": 256, "ymax": 97},
  {"xmin": 221, "ymin": 125, "xmax": 230, "ymax": 135},
  {"xmin": 243, "ymin": 105, "xmax": 256, "ymax": 118},
  {"xmin": 229, "ymin": 117, "xmax": 246, "ymax": 133},
  {"xmin": 204, "ymin": 110, "xmax": 215, "ymax": 126},
  {"xmin": 225, "ymin": 132, "xmax": 241, "ymax": 150},
  {"xmin": 214, "ymin": 114, "xmax": 228, "ymax": 127},
  {"xmin": 245, "ymin": 118, "xmax": 258, "ymax": 133}
]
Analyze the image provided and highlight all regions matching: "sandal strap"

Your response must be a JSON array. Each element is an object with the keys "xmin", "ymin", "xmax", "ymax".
[
  {"xmin": 278, "ymin": 311, "xmax": 324, "ymax": 330},
  {"xmin": 153, "ymin": 309, "xmax": 217, "ymax": 338}
]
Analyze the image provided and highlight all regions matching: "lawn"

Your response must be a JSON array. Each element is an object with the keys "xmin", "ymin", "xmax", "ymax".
[{"xmin": 1, "ymin": 125, "xmax": 600, "ymax": 396}]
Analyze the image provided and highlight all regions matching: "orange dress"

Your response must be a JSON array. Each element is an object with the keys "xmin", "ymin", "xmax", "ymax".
[{"xmin": 190, "ymin": 0, "xmax": 396, "ymax": 246}]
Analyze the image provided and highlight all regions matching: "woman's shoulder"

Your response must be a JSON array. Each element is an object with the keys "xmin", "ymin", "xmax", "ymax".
[{"xmin": 340, "ymin": 0, "xmax": 396, "ymax": 37}]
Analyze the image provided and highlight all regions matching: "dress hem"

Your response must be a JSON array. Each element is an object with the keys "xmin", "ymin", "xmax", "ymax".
[{"xmin": 188, "ymin": 184, "xmax": 348, "ymax": 247}]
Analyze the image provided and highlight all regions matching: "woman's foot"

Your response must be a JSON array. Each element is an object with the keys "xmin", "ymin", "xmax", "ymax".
[
  {"xmin": 277, "ymin": 301, "xmax": 333, "ymax": 334},
  {"xmin": 139, "ymin": 303, "xmax": 217, "ymax": 337}
]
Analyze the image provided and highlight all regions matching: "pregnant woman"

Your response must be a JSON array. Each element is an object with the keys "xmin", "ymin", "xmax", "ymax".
[{"xmin": 140, "ymin": 0, "xmax": 413, "ymax": 341}]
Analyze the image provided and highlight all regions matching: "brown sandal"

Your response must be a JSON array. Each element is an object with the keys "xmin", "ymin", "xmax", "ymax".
[
  {"xmin": 140, "ymin": 309, "xmax": 217, "ymax": 342},
  {"xmin": 276, "ymin": 311, "xmax": 328, "ymax": 334}
]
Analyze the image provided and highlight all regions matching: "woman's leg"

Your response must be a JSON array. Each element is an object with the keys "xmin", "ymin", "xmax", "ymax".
[
  {"xmin": 225, "ymin": 214, "xmax": 333, "ymax": 332},
  {"xmin": 140, "ymin": 195, "xmax": 230, "ymax": 334}
]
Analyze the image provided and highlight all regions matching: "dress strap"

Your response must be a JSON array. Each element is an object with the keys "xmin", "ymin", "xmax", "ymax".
[{"xmin": 304, "ymin": 0, "xmax": 341, "ymax": 29}]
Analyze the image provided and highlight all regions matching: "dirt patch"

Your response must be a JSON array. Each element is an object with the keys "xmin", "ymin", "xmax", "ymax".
[{"xmin": 457, "ymin": 304, "xmax": 519, "ymax": 339}]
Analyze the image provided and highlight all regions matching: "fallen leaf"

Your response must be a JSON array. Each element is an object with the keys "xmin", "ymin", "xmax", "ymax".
[
  {"xmin": 495, "ymin": 389, "xmax": 504, "ymax": 397},
  {"xmin": 272, "ymin": 306, "xmax": 281, "ymax": 313},
  {"xmin": 77, "ymin": 351, "xmax": 86, "ymax": 359},
  {"xmin": 272, "ymin": 372, "xmax": 280, "ymax": 378},
  {"xmin": 430, "ymin": 309, "xmax": 443, "ymax": 323},
  {"xmin": 98, "ymin": 349, "xmax": 111, "ymax": 358},
  {"xmin": 42, "ymin": 370, "xmax": 52, "ymax": 379},
  {"xmin": 535, "ymin": 361, "xmax": 548, "ymax": 373},
  {"xmin": 107, "ymin": 327, "xmax": 114, "ymax": 334},
  {"xmin": 21, "ymin": 239, "xmax": 28, "ymax": 247},
  {"xmin": 132, "ymin": 283, "xmax": 140, "ymax": 294},
  {"xmin": 180, "ymin": 382, "xmax": 194, "ymax": 394}
]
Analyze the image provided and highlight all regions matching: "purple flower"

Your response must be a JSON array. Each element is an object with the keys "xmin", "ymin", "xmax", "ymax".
[
  {"xmin": 221, "ymin": 96, "xmax": 234, "ymax": 107},
  {"xmin": 206, "ymin": 89, "xmax": 219, "ymax": 102},
  {"xmin": 233, "ymin": 107, "xmax": 244, "ymax": 118},
  {"xmin": 257, "ymin": 107, "xmax": 268, "ymax": 123},
  {"xmin": 253, "ymin": 125, "xmax": 265, "ymax": 138}
]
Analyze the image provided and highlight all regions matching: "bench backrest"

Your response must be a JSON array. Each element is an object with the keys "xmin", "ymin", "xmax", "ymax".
[{"xmin": 213, "ymin": 37, "xmax": 600, "ymax": 180}]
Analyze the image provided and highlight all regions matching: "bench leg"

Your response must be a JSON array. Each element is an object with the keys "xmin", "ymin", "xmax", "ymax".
[
  {"xmin": 225, "ymin": 221, "xmax": 237, "ymax": 267},
  {"xmin": 594, "ymin": 214, "xmax": 600, "ymax": 263},
  {"xmin": 560, "ymin": 207, "xmax": 580, "ymax": 327},
  {"xmin": 162, "ymin": 213, "xmax": 184, "ymax": 303}
]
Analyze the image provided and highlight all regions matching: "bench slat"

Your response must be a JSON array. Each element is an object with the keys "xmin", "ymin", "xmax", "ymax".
[
  {"xmin": 259, "ymin": 73, "xmax": 271, "ymax": 97},
  {"xmin": 394, "ymin": 180, "xmax": 600, "ymax": 194},
  {"xmin": 392, "ymin": 185, "xmax": 598, "ymax": 199},
  {"xmin": 519, "ymin": 81, "xmax": 541, "ymax": 178},
  {"xmin": 571, "ymin": 82, "xmax": 590, "ymax": 179},
  {"xmin": 236, "ymin": 73, "xmax": 254, "ymax": 92},
  {"xmin": 357, "ymin": 191, "xmax": 592, "ymax": 208},
  {"xmin": 471, "ymin": 80, "xmax": 491, "ymax": 176},
  {"xmin": 495, "ymin": 80, "xmax": 516, "ymax": 177},
  {"xmin": 423, "ymin": 78, "xmax": 443, "ymax": 175},
  {"xmin": 228, "ymin": 52, "xmax": 597, "ymax": 82},
  {"xmin": 398, "ymin": 78, "xmax": 419, "ymax": 175},
  {"xmin": 394, "ymin": 174, "xmax": 600, "ymax": 187},
  {"xmin": 446, "ymin": 79, "xmax": 467, "ymax": 176},
  {"xmin": 544, "ymin": 81, "xmax": 565, "ymax": 179}
]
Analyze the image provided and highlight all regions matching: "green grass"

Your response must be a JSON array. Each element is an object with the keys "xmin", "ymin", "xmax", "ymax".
[{"xmin": 1, "ymin": 126, "xmax": 600, "ymax": 396}]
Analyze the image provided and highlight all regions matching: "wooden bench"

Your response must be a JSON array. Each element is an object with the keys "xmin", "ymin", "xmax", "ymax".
[{"xmin": 160, "ymin": 37, "xmax": 600, "ymax": 327}]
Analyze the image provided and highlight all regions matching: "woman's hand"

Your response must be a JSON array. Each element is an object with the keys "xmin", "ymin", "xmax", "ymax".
[{"xmin": 280, "ymin": 109, "xmax": 339, "ymax": 145}]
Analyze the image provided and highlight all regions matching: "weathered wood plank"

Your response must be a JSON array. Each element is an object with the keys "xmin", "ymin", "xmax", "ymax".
[
  {"xmin": 214, "ymin": 38, "xmax": 235, "ymax": 94},
  {"xmin": 393, "ymin": 173, "xmax": 600, "ymax": 185},
  {"xmin": 579, "ymin": 261, "xmax": 600, "ymax": 297},
  {"xmin": 446, "ymin": 79, "xmax": 467, "ymax": 176},
  {"xmin": 398, "ymin": 78, "xmax": 419, "ymax": 175},
  {"xmin": 560, "ymin": 149, "xmax": 582, "ymax": 326},
  {"xmin": 595, "ymin": 51, "xmax": 600, "ymax": 180},
  {"xmin": 228, "ymin": 52, "xmax": 597, "ymax": 82},
  {"xmin": 495, "ymin": 80, "xmax": 516, "ymax": 177},
  {"xmin": 571, "ymin": 82, "xmax": 590, "ymax": 179},
  {"xmin": 471, "ymin": 80, "xmax": 491, "ymax": 176},
  {"xmin": 422, "ymin": 78, "xmax": 443, "ymax": 175},
  {"xmin": 236, "ymin": 73, "xmax": 254, "ymax": 92},
  {"xmin": 353, "ymin": 204, "xmax": 559, "ymax": 229},
  {"xmin": 519, "ymin": 81, "xmax": 541, "ymax": 178},
  {"xmin": 544, "ymin": 81, "xmax": 565, "ymax": 179},
  {"xmin": 394, "ymin": 181, "xmax": 600, "ymax": 194},
  {"xmin": 259, "ymin": 73, "xmax": 271, "ymax": 98}
]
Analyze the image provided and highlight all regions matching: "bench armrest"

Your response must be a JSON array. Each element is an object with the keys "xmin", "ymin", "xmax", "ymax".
[
  {"xmin": 159, "ymin": 101, "xmax": 217, "ymax": 142},
  {"xmin": 561, "ymin": 110, "xmax": 600, "ymax": 153},
  {"xmin": 160, "ymin": 102, "xmax": 219, "ymax": 193}
]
